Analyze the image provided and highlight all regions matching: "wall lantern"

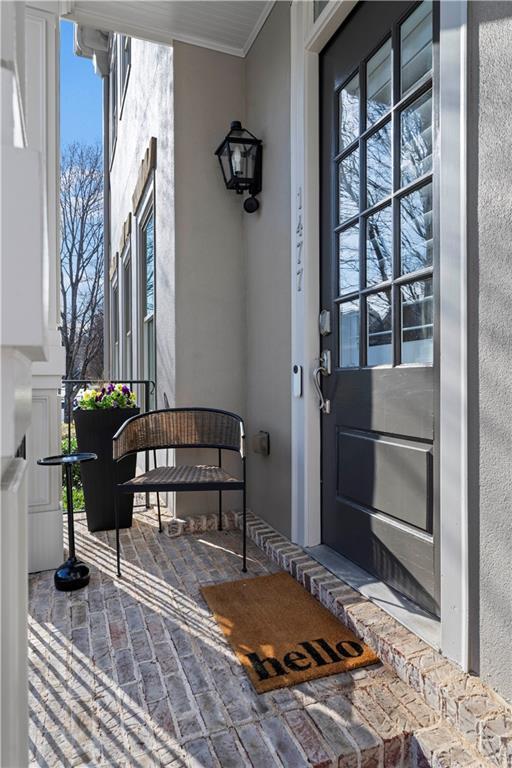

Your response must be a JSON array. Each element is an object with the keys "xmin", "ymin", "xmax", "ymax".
[{"xmin": 215, "ymin": 121, "xmax": 262, "ymax": 213}]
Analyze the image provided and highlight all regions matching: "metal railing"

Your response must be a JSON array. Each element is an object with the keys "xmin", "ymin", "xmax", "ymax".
[{"xmin": 61, "ymin": 378, "xmax": 156, "ymax": 511}]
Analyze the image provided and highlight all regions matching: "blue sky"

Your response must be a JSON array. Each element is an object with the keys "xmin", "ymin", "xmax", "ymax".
[{"xmin": 60, "ymin": 20, "xmax": 102, "ymax": 150}]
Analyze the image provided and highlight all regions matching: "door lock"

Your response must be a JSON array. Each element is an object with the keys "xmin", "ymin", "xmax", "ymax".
[
  {"xmin": 318, "ymin": 349, "xmax": 331, "ymax": 375},
  {"xmin": 319, "ymin": 309, "xmax": 331, "ymax": 336},
  {"xmin": 313, "ymin": 350, "xmax": 331, "ymax": 414}
]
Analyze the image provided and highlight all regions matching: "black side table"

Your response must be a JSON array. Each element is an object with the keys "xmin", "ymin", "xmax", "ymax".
[{"xmin": 37, "ymin": 452, "xmax": 97, "ymax": 591}]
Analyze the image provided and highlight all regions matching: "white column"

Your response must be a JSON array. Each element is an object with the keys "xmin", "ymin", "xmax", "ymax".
[{"xmin": 25, "ymin": 5, "xmax": 65, "ymax": 573}]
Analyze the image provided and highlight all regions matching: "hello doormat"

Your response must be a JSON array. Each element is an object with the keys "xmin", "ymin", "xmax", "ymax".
[{"xmin": 200, "ymin": 572, "xmax": 379, "ymax": 693}]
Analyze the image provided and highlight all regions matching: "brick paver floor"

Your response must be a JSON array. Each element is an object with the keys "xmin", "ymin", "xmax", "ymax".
[{"xmin": 28, "ymin": 510, "xmax": 455, "ymax": 767}]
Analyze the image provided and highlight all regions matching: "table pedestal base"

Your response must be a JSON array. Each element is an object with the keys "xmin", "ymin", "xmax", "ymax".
[{"xmin": 54, "ymin": 557, "xmax": 90, "ymax": 591}]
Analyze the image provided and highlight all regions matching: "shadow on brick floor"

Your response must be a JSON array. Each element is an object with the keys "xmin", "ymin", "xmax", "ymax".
[{"xmin": 29, "ymin": 510, "xmax": 454, "ymax": 767}]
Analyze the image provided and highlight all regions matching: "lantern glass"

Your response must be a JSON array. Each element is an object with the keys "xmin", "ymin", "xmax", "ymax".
[
  {"xmin": 228, "ymin": 139, "xmax": 258, "ymax": 187},
  {"xmin": 218, "ymin": 142, "xmax": 233, "ymax": 188}
]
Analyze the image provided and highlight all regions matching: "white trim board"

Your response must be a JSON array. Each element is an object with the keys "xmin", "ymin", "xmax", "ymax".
[
  {"xmin": 289, "ymin": 0, "xmax": 469, "ymax": 669},
  {"xmin": 438, "ymin": 0, "xmax": 469, "ymax": 671}
]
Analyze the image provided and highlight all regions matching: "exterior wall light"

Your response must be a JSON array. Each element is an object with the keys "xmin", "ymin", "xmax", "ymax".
[{"xmin": 215, "ymin": 121, "xmax": 262, "ymax": 213}]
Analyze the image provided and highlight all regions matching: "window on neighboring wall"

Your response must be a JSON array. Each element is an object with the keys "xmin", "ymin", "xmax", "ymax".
[
  {"xmin": 141, "ymin": 206, "xmax": 155, "ymax": 406},
  {"xmin": 122, "ymin": 249, "xmax": 132, "ymax": 378},
  {"xmin": 109, "ymin": 37, "xmax": 118, "ymax": 162},
  {"xmin": 119, "ymin": 35, "xmax": 131, "ymax": 116},
  {"xmin": 111, "ymin": 278, "xmax": 119, "ymax": 378}
]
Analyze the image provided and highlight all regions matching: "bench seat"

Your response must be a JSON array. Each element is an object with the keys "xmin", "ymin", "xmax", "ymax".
[{"xmin": 119, "ymin": 464, "xmax": 244, "ymax": 493}]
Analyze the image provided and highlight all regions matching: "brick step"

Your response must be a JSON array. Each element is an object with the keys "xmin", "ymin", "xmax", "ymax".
[
  {"xmin": 239, "ymin": 511, "xmax": 512, "ymax": 768},
  {"xmin": 410, "ymin": 722, "xmax": 494, "ymax": 767},
  {"xmin": 252, "ymin": 668, "xmax": 491, "ymax": 768},
  {"xmin": 162, "ymin": 510, "xmax": 511, "ymax": 766}
]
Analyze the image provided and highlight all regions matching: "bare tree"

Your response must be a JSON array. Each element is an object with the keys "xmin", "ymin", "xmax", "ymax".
[{"xmin": 60, "ymin": 142, "xmax": 104, "ymax": 392}]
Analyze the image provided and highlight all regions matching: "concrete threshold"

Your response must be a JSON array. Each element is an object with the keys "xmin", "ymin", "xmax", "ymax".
[{"xmin": 305, "ymin": 543, "xmax": 440, "ymax": 651}]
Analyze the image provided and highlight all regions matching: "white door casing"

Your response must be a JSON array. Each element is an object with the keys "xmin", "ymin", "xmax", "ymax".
[{"xmin": 289, "ymin": 0, "xmax": 469, "ymax": 669}]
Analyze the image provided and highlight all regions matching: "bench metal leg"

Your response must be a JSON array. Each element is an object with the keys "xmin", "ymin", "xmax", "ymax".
[
  {"xmin": 218, "ymin": 449, "xmax": 223, "ymax": 531},
  {"xmin": 157, "ymin": 492, "xmax": 162, "ymax": 533},
  {"xmin": 242, "ymin": 484, "xmax": 247, "ymax": 574},
  {"xmin": 115, "ymin": 494, "xmax": 121, "ymax": 578}
]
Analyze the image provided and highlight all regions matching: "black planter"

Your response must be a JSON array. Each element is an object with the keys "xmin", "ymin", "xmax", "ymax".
[{"xmin": 74, "ymin": 407, "xmax": 139, "ymax": 532}]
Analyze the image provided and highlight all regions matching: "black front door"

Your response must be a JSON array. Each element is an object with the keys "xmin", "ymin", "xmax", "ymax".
[{"xmin": 320, "ymin": 1, "xmax": 439, "ymax": 616}]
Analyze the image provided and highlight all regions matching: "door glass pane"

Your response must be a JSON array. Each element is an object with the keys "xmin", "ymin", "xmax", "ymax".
[
  {"xmin": 339, "ymin": 300, "xmax": 360, "ymax": 368},
  {"xmin": 401, "ymin": 278, "xmax": 433, "ymax": 364},
  {"xmin": 367, "ymin": 291, "xmax": 392, "ymax": 366},
  {"xmin": 338, "ymin": 224, "xmax": 359, "ymax": 295},
  {"xmin": 400, "ymin": 183, "xmax": 432, "ymax": 274},
  {"xmin": 367, "ymin": 121, "xmax": 392, "ymax": 206},
  {"xmin": 339, "ymin": 74, "xmax": 360, "ymax": 150},
  {"xmin": 401, "ymin": 1, "xmax": 432, "ymax": 95},
  {"xmin": 401, "ymin": 90, "xmax": 432, "ymax": 186},
  {"xmin": 338, "ymin": 149, "xmax": 359, "ymax": 223},
  {"xmin": 367, "ymin": 39, "xmax": 391, "ymax": 127},
  {"xmin": 366, "ymin": 205, "xmax": 392, "ymax": 286}
]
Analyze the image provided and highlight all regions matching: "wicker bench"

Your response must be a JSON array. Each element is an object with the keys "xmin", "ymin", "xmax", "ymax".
[{"xmin": 113, "ymin": 407, "xmax": 247, "ymax": 577}]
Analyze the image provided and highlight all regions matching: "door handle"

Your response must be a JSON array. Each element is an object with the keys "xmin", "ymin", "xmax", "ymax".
[{"xmin": 313, "ymin": 350, "xmax": 331, "ymax": 414}]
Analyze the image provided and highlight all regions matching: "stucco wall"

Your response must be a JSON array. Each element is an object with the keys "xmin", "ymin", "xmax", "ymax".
[
  {"xmin": 468, "ymin": 1, "xmax": 512, "ymax": 702},
  {"xmin": 173, "ymin": 42, "xmax": 245, "ymax": 513},
  {"xmin": 244, "ymin": 3, "xmax": 292, "ymax": 536},
  {"xmin": 110, "ymin": 17, "xmax": 292, "ymax": 527},
  {"xmin": 109, "ymin": 37, "xmax": 175, "ymax": 405}
]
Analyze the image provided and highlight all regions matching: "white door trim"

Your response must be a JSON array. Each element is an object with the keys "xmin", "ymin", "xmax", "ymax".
[
  {"xmin": 438, "ymin": 0, "xmax": 469, "ymax": 670},
  {"xmin": 290, "ymin": 0, "xmax": 469, "ymax": 669}
]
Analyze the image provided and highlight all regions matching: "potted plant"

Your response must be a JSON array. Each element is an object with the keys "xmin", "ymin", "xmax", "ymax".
[{"xmin": 73, "ymin": 383, "xmax": 139, "ymax": 532}]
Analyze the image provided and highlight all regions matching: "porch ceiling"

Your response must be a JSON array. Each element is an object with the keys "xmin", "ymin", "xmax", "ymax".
[{"xmin": 63, "ymin": 0, "xmax": 275, "ymax": 57}]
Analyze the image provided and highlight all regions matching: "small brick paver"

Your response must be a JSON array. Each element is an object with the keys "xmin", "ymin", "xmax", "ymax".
[{"xmin": 29, "ymin": 509, "xmax": 490, "ymax": 767}]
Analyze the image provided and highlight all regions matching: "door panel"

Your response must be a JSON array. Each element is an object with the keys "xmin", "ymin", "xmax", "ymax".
[
  {"xmin": 333, "ymin": 367, "xmax": 433, "ymax": 439},
  {"xmin": 320, "ymin": 0, "xmax": 439, "ymax": 616},
  {"xmin": 337, "ymin": 431, "xmax": 432, "ymax": 530}
]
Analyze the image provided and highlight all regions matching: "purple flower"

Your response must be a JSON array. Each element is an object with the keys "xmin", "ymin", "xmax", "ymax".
[
  {"xmin": 122, "ymin": 385, "xmax": 130, "ymax": 395},
  {"xmin": 107, "ymin": 383, "xmax": 114, "ymax": 393}
]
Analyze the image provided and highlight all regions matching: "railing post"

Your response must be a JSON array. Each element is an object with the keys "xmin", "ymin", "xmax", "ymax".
[
  {"xmin": 144, "ymin": 380, "xmax": 150, "ymax": 509},
  {"xmin": 67, "ymin": 380, "xmax": 71, "ymax": 454}
]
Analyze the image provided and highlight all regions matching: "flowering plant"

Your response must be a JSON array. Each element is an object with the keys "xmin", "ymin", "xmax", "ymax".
[{"xmin": 74, "ymin": 383, "xmax": 137, "ymax": 410}]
